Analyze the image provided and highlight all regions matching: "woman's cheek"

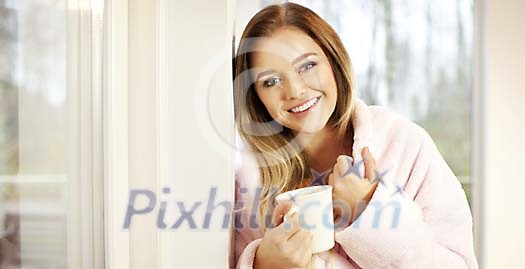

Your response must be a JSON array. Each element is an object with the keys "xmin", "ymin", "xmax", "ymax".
[{"xmin": 303, "ymin": 72, "xmax": 322, "ymax": 89}]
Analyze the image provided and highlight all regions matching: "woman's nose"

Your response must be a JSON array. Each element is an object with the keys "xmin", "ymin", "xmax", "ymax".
[{"xmin": 283, "ymin": 72, "xmax": 307, "ymax": 99}]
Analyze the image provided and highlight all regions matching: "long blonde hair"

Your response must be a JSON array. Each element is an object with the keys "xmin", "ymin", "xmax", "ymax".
[{"xmin": 234, "ymin": 1, "xmax": 355, "ymax": 233}]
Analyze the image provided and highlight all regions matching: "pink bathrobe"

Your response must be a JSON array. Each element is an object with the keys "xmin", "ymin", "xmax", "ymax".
[{"xmin": 234, "ymin": 98, "xmax": 478, "ymax": 268}]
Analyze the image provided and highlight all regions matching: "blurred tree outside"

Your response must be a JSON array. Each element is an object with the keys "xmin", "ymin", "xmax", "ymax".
[
  {"xmin": 1, "ymin": 0, "xmax": 68, "ymax": 268},
  {"xmin": 0, "ymin": 0, "xmax": 19, "ymax": 175}
]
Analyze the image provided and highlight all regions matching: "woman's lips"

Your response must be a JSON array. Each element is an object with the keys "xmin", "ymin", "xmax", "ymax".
[{"xmin": 287, "ymin": 96, "xmax": 321, "ymax": 118}]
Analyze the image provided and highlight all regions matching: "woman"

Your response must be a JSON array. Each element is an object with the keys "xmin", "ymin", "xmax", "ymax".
[{"xmin": 233, "ymin": 3, "xmax": 478, "ymax": 269}]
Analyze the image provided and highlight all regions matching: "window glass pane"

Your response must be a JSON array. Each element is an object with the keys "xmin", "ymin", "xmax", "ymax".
[
  {"xmin": 1, "ymin": 0, "xmax": 67, "ymax": 267},
  {"xmin": 260, "ymin": 0, "xmax": 474, "ymax": 203}
]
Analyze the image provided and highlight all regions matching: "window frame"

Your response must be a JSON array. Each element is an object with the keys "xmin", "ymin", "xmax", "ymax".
[{"xmin": 66, "ymin": 0, "xmax": 106, "ymax": 268}]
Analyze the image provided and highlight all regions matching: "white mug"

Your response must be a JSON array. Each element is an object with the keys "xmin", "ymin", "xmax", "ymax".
[{"xmin": 275, "ymin": 185, "xmax": 334, "ymax": 254}]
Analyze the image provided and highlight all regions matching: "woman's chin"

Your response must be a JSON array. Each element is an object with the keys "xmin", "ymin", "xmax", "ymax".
[
  {"xmin": 289, "ymin": 123, "xmax": 326, "ymax": 136},
  {"xmin": 286, "ymin": 110, "xmax": 331, "ymax": 134}
]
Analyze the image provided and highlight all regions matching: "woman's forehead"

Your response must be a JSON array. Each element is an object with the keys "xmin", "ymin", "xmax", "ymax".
[{"xmin": 249, "ymin": 27, "xmax": 324, "ymax": 66}]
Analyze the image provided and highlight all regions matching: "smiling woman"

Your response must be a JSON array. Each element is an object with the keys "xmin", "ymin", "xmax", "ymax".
[{"xmin": 233, "ymin": 3, "xmax": 478, "ymax": 269}]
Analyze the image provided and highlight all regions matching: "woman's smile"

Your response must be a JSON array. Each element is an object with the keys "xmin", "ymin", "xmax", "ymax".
[{"xmin": 286, "ymin": 96, "xmax": 321, "ymax": 118}]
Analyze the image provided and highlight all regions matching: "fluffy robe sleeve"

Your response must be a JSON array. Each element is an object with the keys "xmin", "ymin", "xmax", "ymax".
[{"xmin": 333, "ymin": 126, "xmax": 479, "ymax": 269}]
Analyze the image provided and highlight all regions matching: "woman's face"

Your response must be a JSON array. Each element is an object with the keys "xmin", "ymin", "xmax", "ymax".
[{"xmin": 249, "ymin": 27, "xmax": 338, "ymax": 135}]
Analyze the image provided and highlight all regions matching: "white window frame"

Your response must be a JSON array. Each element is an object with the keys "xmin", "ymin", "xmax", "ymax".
[
  {"xmin": 472, "ymin": 0, "xmax": 485, "ymax": 265},
  {"xmin": 102, "ymin": 0, "xmax": 130, "ymax": 268},
  {"xmin": 66, "ymin": 0, "xmax": 106, "ymax": 268}
]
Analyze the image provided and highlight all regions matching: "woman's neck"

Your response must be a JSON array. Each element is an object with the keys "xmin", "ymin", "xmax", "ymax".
[{"xmin": 295, "ymin": 125, "xmax": 354, "ymax": 173}]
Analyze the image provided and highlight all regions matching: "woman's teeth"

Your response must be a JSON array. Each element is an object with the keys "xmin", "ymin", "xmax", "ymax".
[{"xmin": 290, "ymin": 97, "xmax": 319, "ymax": 113}]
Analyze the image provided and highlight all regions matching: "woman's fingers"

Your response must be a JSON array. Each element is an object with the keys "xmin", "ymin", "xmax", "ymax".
[
  {"xmin": 288, "ymin": 229, "xmax": 314, "ymax": 250},
  {"xmin": 327, "ymin": 172, "xmax": 335, "ymax": 186},
  {"xmin": 281, "ymin": 212, "xmax": 302, "ymax": 240},
  {"xmin": 298, "ymin": 232, "xmax": 314, "ymax": 263},
  {"xmin": 272, "ymin": 201, "xmax": 292, "ymax": 227},
  {"xmin": 334, "ymin": 149, "xmax": 376, "ymax": 181},
  {"xmin": 363, "ymin": 147, "xmax": 376, "ymax": 182},
  {"xmin": 333, "ymin": 158, "xmax": 342, "ymax": 180},
  {"xmin": 286, "ymin": 229, "xmax": 314, "ymax": 267},
  {"xmin": 334, "ymin": 155, "xmax": 352, "ymax": 180}
]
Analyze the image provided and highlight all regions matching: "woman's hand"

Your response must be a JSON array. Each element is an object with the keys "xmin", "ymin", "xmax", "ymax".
[
  {"xmin": 254, "ymin": 202, "xmax": 314, "ymax": 269},
  {"xmin": 327, "ymin": 146, "xmax": 378, "ymax": 228}
]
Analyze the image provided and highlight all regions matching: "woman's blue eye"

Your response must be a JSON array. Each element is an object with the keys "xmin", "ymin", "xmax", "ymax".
[
  {"xmin": 299, "ymin": 61, "xmax": 317, "ymax": 73},
  {"xmin": 263, "ymin": 77, "xmax": 282, "ymax": 87}
]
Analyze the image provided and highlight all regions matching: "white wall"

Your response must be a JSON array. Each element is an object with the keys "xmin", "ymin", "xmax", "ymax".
[
  {"xmin": 484, "ymin": 0, "xmax": 525, "ymax": 267},
  {"xmin": 128, "ymin": 0, "xmax": 159, "ymax": 268},
  {"xmin": 126, "ymin": 0, "xmax": 235, "ymax": 268},
  {"xmin": 163, "ymin": 0, "xmax": 235, "ymax": 267}
]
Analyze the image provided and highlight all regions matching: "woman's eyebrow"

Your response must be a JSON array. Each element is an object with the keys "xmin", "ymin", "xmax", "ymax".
[
  {"xmin": 291, "ymin": 52, "xmax": 318, "ymax": 65},
  {"xmin": 256, "ymin": 70, "xmax": 276, "ymax": 81}
]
